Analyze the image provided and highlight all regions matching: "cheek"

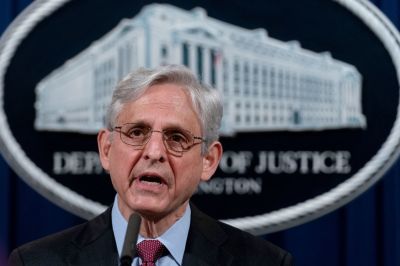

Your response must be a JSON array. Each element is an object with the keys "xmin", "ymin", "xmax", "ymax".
[
  {"xmin": 173, "ymin": 157, "xmax": 204, "ymax": 189},
  {"xmin": 108, "ymin": 146, "xmax": 140, "ymax": 185}
]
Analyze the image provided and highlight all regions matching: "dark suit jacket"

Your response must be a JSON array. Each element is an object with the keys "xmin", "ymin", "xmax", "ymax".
[{"xmin": 8, "ymin": 204, "xmax": 293, "ymax": 266}]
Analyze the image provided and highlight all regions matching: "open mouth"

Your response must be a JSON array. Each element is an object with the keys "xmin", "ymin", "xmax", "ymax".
[{"xmin": 139, "ymin": 175, "xmax": 163, "ymax": 185}]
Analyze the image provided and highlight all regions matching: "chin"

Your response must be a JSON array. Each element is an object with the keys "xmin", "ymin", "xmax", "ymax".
[{"xmin": 134, "ymin": 202, "xmax": 165, "ymax": 214}]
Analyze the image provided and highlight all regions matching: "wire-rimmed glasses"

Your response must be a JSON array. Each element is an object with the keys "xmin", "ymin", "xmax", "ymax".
[{"xmin": 113, "ymin": 123, "xmax": 205, "ymax": 156}]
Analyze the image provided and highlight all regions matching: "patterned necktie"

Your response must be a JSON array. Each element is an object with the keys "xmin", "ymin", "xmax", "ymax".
[{"xmin": 136, "ymin": 240, "xmax": 166, "ymax": 266}]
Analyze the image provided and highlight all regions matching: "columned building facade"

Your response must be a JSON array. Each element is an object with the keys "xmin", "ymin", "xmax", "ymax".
[{"xmin": 34, "ymin": 4, "xmax": 366, "ymax": 135}]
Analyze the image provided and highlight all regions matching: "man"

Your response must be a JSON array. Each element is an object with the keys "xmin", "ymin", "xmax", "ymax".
[{"xmin": 9, "ymin": 65, "xmax": 293, "ymax": 265}]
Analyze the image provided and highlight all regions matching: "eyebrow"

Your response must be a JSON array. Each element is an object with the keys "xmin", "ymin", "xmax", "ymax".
[
  {"xmin": 120, "ymin": 120, "xmax": 149, "ymax": 128},
  {"xmin": 123, "ymin": 120, "xmax": 190, "ymax": 132}
]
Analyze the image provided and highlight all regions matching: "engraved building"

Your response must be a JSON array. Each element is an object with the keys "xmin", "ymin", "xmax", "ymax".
[{"xmin": 34, "ymin": 3, "xmax": 366, "ymax": 135}]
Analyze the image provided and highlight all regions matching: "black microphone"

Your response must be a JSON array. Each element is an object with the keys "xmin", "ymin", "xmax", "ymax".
[{"xmin": 120, "ymin": 213, "xmax": 142, "ymax": 266}]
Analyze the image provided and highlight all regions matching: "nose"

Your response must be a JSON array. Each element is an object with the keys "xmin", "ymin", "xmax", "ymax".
[{"xmin": 142, "ymin": 130, "xmax": 167, "ymax": 162}]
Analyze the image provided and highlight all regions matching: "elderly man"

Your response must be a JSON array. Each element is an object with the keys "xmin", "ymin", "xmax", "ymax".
[{"xmin": 9, "ymin": 65, "xmax": 293, "ymax": 265}]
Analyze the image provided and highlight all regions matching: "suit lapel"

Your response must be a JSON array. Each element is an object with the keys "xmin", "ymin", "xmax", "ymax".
[
  {"xmin": 66, "ymin": 208, "xmax": 119, "ymax": 266},
  {"xmin": 61, "ymin": 204, "xmax": 234, "ymax": 265},
  {"xmin": 182, "ymin": 204, "xmax": 233, "ymax": 266}
]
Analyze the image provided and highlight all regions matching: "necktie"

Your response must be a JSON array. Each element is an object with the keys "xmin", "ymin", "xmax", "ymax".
[{"xmin": 136, "ymin": 240, "xmax": 166, "ymax": 266}]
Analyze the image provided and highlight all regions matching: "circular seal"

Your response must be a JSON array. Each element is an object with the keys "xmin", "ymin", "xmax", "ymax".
[{"xmin": 1, "ymin": 0, "xmax": 400, "ymax": 235}]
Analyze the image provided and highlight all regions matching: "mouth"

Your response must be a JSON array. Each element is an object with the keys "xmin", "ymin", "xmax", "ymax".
[
  {"xmin": 139, "ymin": 175, "xmax": 164, "ymax": 185},
  {"xmin": 129, "ymin": 172, "xmax": 167, "ymax": 188}
]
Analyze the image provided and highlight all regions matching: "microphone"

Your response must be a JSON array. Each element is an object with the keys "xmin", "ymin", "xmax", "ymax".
[{"xmin": 120, "ymin": 213, "xmax": 142, "ymax": 266}]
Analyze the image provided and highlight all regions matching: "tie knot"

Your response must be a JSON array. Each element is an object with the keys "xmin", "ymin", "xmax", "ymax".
[{"xmin": 136, "ymin": 240, "xmax": 166, "ymax": 265}]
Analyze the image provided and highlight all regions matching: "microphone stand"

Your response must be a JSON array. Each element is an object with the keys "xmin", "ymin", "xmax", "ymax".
[{"xmin": 120, "ymin": 213, "xmax": 142, "ymax": 266}]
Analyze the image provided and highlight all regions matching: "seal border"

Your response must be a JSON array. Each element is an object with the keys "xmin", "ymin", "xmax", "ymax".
[{"xmin": 0, "ymin": 0, "xmax": 399, "ymax": 235}]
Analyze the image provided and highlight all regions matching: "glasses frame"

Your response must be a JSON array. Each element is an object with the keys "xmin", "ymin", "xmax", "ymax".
[{"xmin": 113, "ymin": 123, "xmax": 205, "ymax": 156}]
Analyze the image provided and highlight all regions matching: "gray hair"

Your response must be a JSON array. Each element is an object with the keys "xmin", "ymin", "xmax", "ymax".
[{"xmin": 105, "ymin": 64, "xmax": 223, "ymax": 153}]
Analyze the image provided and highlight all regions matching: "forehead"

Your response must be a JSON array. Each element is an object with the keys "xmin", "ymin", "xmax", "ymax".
[{"xmin": 118, "ymin": 83, "xmax": 201, "ymax": 131}]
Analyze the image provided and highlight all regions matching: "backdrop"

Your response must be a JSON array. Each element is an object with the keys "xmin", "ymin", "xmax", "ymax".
[{"xmin": 1, "ymin": 0, "xmax": 399, "ymax": 266}]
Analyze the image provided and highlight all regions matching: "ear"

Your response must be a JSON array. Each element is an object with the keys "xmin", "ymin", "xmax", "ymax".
[
  {"xmin": 97, "ymin": 129, "xmax": 112, "ymax": 172},
  {"xmin": 201, "ymin": 141, "xmax": 223, "ymax": 182}
]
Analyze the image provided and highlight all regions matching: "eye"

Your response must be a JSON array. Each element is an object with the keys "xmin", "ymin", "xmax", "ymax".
[
  {"xmin": 164, "ymin": 130, "xmax": 190, "ymax": 144},
  {"xmin": 125, "ymin": 125, "xmax": 148, "ymax": 138}
]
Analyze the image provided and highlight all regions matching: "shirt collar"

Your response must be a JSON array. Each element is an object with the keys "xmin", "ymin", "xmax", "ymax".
[{"xmin": 112, "ymin": 195, "xmax": 191, "ymax": 265}]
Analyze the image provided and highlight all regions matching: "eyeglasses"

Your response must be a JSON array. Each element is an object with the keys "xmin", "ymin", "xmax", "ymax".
[{"xmin": 113, "ymin": 123, "xmax": 205, "ymax": 156}]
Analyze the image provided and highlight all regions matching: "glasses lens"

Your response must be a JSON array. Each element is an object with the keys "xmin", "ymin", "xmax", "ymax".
[
  {"xmin": 163, "ymin": 129, "xmax": 193, "ymax": 152},
  {"xmin": 120, "ymin": 124, "xmax": 151, "ymax": 146}
]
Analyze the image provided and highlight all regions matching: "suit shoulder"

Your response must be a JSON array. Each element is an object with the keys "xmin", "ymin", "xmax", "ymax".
[
  {"xmin": 190, "ymin": 205, "xmax": 293, "ymax": 265},
  {"xmin": 8, "ymin": 208, "xmax": 112, "ymax": 265},
  {"xmin": 217, "ymin": 221, "xmax": 294, "ymax": 265},
  {"xmin": 17, "ymin": 222, "xmax": 86, "ymax": 250},
  {"xmin": 8, "ymin": 223, "xmax": 86, "ymax": 265}
]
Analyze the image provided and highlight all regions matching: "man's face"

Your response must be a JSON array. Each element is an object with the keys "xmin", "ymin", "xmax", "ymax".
[{"xmin": 98, "ymin": 83, "xmax": 221, "ymax": 220}]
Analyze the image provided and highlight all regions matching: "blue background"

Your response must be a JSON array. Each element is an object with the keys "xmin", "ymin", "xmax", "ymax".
[{"xmin": 1, "ymin": 0, "xmax": 400, "ymax": 265}]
